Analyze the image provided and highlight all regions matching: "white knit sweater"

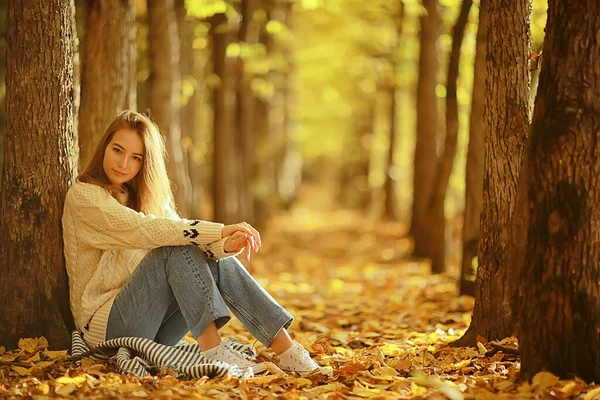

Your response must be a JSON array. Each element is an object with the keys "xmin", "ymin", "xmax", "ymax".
[{"xmin": 62, "ymin": 181, "xmax": 237, "ymax": 346}]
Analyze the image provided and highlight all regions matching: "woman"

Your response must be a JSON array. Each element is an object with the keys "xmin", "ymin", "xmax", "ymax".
[{"xmin": 62, "ymin": 110, "xmax": 323, "ymax": 376}]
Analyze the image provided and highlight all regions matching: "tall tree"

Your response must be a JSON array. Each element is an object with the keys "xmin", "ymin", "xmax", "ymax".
[
  {"xmin": 147, "ymin": 0, "xmax": 192, "ymax": 216},
  {"xmin": 0, "ymin": 0, "xmax": 77, "ymax": 349},
  {"xmin": 460, "ymin": 0, "xmax": 488, "ymax": 296},
  {"xmin": 253, "ymin": 10, "xmax": 276, "ymax": 228},
  {"xmin": 175, "ymin": 0, "xmax": 205, "ymax": 219},
  {"xmin": 410, "ymin": 0, "xmax": 440, "ymax": 258},
  {"xmin": 211, "ymin": 12, "xmax": 240, "ymax": 224},
  {"xmin": 516, "ymin": 0, "xmax": 600, "ymax": 382},
  {"xmin": 235, "ymin": 0, "xmax": 262, "ymax": 224},
  {"xmin": 78, "ymin": 0, "xmax": 136, "ymax": 168},
  {"xmin": 383, "ymin": 2, "xmax": 405, "ymax": 220},
  {"xmin": 427, "ymin": 0, "xmax": 473, "ymax": 273},
  {"xmin": 455, "ymin": 0, "xmax": 531, "ymax": 346}
]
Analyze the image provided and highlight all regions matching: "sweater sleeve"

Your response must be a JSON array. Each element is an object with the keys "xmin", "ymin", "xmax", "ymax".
[{"xmin": 67, "ymin": 182, "xmax": 223, "ymax": 251}]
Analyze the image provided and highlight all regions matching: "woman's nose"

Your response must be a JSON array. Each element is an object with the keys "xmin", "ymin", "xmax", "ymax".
[{"xmin": 118, "ymin": 156, "xmax": 128, "ymax": 169}]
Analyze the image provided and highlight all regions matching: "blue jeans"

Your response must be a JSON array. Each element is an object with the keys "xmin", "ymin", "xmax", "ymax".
[{"xmin": 105, "ymin": 245, "xmax": 293, "ymax": 346}]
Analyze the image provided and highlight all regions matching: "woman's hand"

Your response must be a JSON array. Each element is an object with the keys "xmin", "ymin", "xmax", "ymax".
[
  {"xmin": 223, "ymin": 231, "xmax": 250, "ymax": 254},
  {"xmin": 222, "ymin": 222, "xmax": 262, "ymax": 261},
  {"xmin": 222, "ymin": 222, "xmax": 262, "ymax": 253}
]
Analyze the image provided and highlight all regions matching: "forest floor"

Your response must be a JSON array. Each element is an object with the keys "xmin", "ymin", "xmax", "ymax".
[{"xmin": 1, "ymin": 186, "xmax": 600, "ymax": 399}]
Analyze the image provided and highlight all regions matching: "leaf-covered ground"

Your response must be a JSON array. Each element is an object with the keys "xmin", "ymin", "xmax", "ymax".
[{"xmin": 2, "ymin": 204, "xmax": 600, "ymax": 399}]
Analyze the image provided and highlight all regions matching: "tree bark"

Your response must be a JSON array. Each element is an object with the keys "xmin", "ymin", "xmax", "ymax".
[
  {"xmin": 516, "ymin": 0, "xmax": 600, "ymax": 382},
  {"xmin": 411, "ymin": 0, "xmax": 440, "ymax": 257},
  {"xmin": 454, "ymin": 0, "xmax": 531, "ymax": 347},
  {"xmin": 383, "ymin": 3, "xmax": 404, "ymax": 220},
  {"xmin": 0, "ymin": 0, "xmax": 77, "ymax": 350},
  {"xmin": 460, "ymin": 0, "xmax": 488, "ymax": 296},
  {"xmin": 236, "ymin": 0, "xmax": 261, "ymax": 223},
  {"xmin": 78, "ymin": 0, "xmax": 136, "ymax": 168},
  {"xmin": 211, "ymin": 13, "xmax": 240, "ymax": 224},
  {"xmin": 428, "ymin": 0, "xmax": 473, "ymax": 273},
  {"xmin": 175, "ymin": 0, "xmax": 205, "ymax": 219},
  {"xmin": 147, "ymin": 0, "xmax": 192, "ymax": 216}
]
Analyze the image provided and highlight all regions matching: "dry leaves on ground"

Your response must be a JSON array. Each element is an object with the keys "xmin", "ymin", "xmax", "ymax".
[{"xmin": 1, "ymin": 207, "xmax": 599, "ymax": 399}]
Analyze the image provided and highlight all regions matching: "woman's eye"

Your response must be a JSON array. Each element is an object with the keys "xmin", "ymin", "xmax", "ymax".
[
  {"xmin": 113, "ymin": 147, "xmax": 122, "ymax": 154},
  {"xmin": 133, "ymin": 156, "xmax": 142, "ymax": 162}
]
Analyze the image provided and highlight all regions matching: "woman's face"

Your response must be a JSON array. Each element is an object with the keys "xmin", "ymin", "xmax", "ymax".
[{"xmin": 102, "ymin": 128, "xmax": 145, "ymax": 188}]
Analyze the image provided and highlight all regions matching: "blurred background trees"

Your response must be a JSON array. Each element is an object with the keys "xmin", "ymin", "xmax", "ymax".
[{"xmin": 0, "ymin": 0, "xmax": 554, "ymax": 348}]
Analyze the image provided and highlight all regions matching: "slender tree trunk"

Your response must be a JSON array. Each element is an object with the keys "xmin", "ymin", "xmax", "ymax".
[
  {"xmin": 428, "ymin": 0, "xmax": 473, "ymax": 273},
  {"xmin": 79, "ymin": 0, "xmax": 136, "ymax": 168},
  {"xmin": 411, "ymin": 0, "xmax": 440, "ymax": 257},
  {"xmin": 0, "ymin": 3, "xmax": 5, "ymax": 180},
  {"xmin": 460, "ymin": 0, "xmax": 488, "ymax": 296},
  {"xmin": 211, "ymin": 13, "xmax": 240, "ymax": 224},
  {"xmin": 0, "ymin": 0, "xmax": 77, "ymax": 350},
  {"xmin": 454, "ymin": 0, "xmax": 531, "ymax": 347},
  {"xmin": 147, "ymin": 0, "xmax": 192, "ymax": 216},
  {"xmin": 516, "ymin": 0, "xmax": 600, "ymax": 382},
  {"xmin": 384, "ymin": 3, "xmax": 405, "ymax": 220},
  {"xmin": 175, "ymin": 0, "xmax": 205, "ymax": 219},
  {"xmin": 340, "ymin": 102, "xmax": 373, "ymax": 209},
  {"xmin": 236, "ymin": 0, "xmax": 261, "ymax": 223}
]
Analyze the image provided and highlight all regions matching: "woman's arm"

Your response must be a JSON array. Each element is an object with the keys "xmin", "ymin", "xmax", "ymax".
[{"xmin": 66, "ymin": 182, "xmax": 223, "ymax": 251}]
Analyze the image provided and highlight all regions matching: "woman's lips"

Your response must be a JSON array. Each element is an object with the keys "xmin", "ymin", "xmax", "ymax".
[{"xmin": 112, "ymin": 169, "xmax": 126, "ymax": 177}]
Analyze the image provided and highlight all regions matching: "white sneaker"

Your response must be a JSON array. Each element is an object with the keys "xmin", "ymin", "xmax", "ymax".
[
  {"xmin": 278, "ymin": 341, "xmax": 328, "ymax": 377},
  {"xmin": 202, "ymin": 341, "xmax": 266, "ymax": 374}
]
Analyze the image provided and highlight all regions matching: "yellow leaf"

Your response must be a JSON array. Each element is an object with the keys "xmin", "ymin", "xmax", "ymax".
[
  {"xmin": 43, "ymin": 349, "xmax": 69, "ymax": 360},
  {"xmin": 55, "ymin": 383, "xmax": 78, "ymax": 396},
  {"xmin": 118, "ymin": 383, "xmax": 143, "ymax": 394},
  {"xmin": 585, "ymin": 387, "xmax": 600, "ymax": 400},
  {"xmin": 0, "ymin": 346, "xmax": 5, "ymax": 356},
  {"xmin": 476, "ymin": 341, "xmax": 487, "ymax": 355},
  {"xmin": 130, "ymin": 391, "xmax": 149, "ymax": 397},
  {"xmin": 18, "ymin": 338, "xmax": 38, "ymax": 353},
  {"xmin": 305, "ymin": 382, "xmax": 346, "ymax": 396},
  {"xmin": 532, "ymin": 371, "xmax": 559, "ymax": 389},
  {"xmin": 56, "ymin": 375, "xmax": 86, "ymax": 385},
  {"xmin": 352, "ymin": 386, "xmax": 384, "ymax": 397},
  {"xmin": 12, "ymin": 366, "xmax": 32, "ymax": 376},
  {"xmin": 38, "ymin": 382, "xmax": 51, "ymax": 395},
  {"xmin": 1, "ymin": 352, "xmax": 21, "ymax": 362},
  {"xmin": 372, "ymin": 366, "xmax": 399, "ymax": 377},
  {"xmin": 35, "ymin": 361, "xmax": 55, "ymax": 369},
  {"xmin": 26, "ymin": 352, "xmax": 41, "ymax": 363},
  {"xmin": 559, "ymin": 381, "xmax": 583, "ymax": 397},
  {"xmin": 37, "ymin": 337, "xmax": 49, "ymax": 348}
]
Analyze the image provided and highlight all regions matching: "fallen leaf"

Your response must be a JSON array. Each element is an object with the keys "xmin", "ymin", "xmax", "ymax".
[
  {"xmin": 43, "ymin": 349, "xmax": 69, "ymax": 360},
  {"xmin": 585, "ymin": 387, "xmax": 600, "ymax": 400},
  {"xmin": 18, "ymin": 338, "xmax": 38, "ymax": 353},
  {"xmin": 12, "ymin": 366, "xmax": 31, "ymax": 376},
  {"xmin": 532, "ymin": 371, "xmax": 559, "ymax": 390},
  {"xmin": 55, "ymin": 383, "xmax": 77, "ymax": 396}
]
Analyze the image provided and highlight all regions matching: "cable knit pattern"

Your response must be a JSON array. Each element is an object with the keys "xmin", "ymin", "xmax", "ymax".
[{"xmin": 62, "ymin": 181, "xmax": 239, "ymax": 344}]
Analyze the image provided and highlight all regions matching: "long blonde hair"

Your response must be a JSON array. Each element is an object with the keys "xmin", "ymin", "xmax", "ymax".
[{"xmin": 78, "ymin": 110, "xmax": 176, "ymax": 217}]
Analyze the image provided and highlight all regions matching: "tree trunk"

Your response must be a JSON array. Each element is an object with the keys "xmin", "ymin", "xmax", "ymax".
[
  {"xmin": 384, "ymin": 3, "xmax": 405, "ymax": 220},
  {"xmin": 410, "ymin": 0, "xmax": 440, "ymax": 257},
  {"xmin": 147, "ymin": 0, "xmax": 192, "ymax": 216},
  {"xmin": 0, "ymin": 0, "xmax": 77, "ymax": 350},
  {"xmin": 236, "ymin": 0, "xmax": 261, "ymax": 223},
  {"xmin": 460, "ymin": 0, "xmax": 488, "ymax": 296},
  {"xmin": 340, "ymin": 102, "xmax": 373, "ymax": 210},
  {"xmin": 175, "ymin": 0, "xmax": 205, "ymax": 219},
  {"xmin": 427, "ymin": 0, "xmax": 473, "ymax": 274},
  {"xmin": 516, "ymin": 0, "xmax": 600, "ymax": 382},
  {"xmin": 454, "ymin": 0, "xmax": 531, "ymax": 347},
  {"xmin": 211, "ymin": 13, "xmax": 240, "ymax": 224},
  {"xmin": 78, "ymin": 0, "xmax": 136, "ymax": 168}
]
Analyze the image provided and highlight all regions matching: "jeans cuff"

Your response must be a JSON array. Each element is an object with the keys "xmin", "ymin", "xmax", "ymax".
[{"xmin": 190, "ymin": 313, "xmax": 231, "ymax": 339}]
